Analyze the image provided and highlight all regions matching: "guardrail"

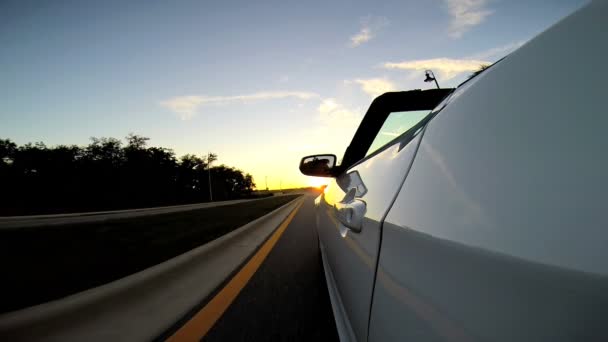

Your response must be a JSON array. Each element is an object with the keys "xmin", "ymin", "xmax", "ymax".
[
  {"xmin": 0, "ymin": 198, "xmax": 263, "ymax": 229},
  {"xmin": 0, "ymin": 196, "xmax": 303, "ymax": 341}
]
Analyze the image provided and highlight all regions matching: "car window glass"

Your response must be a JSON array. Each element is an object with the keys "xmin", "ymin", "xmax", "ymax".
[{"xmin": 365, "ymin": 110, "xmax": 430, "ymax": 157}]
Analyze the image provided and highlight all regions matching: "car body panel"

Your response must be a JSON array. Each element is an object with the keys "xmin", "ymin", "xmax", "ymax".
[
  {"xmin": 318, "ymin": 235, "xmax": 358, "ymax": 342},
  {"xmin": 317, "ymin": 131, "xmax": 425, "ymax": 342},
  {"xmin": 369, "ymin": 1, "xmax": 608, "ymax": 341},
  {"xmin": 370, "ymin": 222, "xmax": 608, "ymax": 342}
]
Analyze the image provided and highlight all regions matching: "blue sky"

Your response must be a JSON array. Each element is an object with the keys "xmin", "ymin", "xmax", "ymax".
[{"xmin": 0, "ymin": 0, "xmax": 587, "ymax": 188}]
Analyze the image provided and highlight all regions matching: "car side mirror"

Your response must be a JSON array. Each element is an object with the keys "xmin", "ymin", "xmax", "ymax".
[{"xmin": 299, "ymin": 154, "xmax": 337, "ymax": 177}]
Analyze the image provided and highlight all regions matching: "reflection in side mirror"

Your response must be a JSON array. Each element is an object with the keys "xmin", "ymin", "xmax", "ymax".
[{"xmin": 299, "ymin": 154, "xmax": 337, "ymax": 177}]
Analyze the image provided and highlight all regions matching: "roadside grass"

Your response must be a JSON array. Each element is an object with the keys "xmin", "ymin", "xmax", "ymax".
[{"xmin": 0, "ymin": 195, "xmax": 300, "ymax": 314}]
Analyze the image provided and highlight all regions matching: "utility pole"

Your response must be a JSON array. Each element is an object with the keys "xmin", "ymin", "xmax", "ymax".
[
  {"xmin": 208, "ymin": 152, "xmax": 213, "ymax": 201},
  {"xmin": 265, "ymin": 176, "xmax": 268, "ymax": 191}
]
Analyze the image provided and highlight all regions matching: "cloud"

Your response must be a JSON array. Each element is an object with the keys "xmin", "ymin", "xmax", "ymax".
[
  {"xmin": 351, "ymin": 27, "xmax": 372, "ymax": 47},
  {"xmin": 349, "ymin": 16, "xmax": 389, "ymax": 47},
  {"xmin": 444, "ymin": 0, "xmax": 493, "ymax": 38},
  {"xmin": 379, "ymin": 40, "xmax": 527, "ymax": 84},
  {"xmin": 318, "ymin": 98, "xmax": 361, "ymax": 127},
  {"xmin": 352, "ymin": 78, "xmax": 397, "ymax": 97},
  {"xmin": 159, "ymin": 96, "xmax": 202, "ymax": 121},
  {"xmin": 383, "ymin": 57, "xmax": 490, "ymax": 80},
  {"xmin": 467, "ymin": 40, "xmax": 526, "ymax": 60},
  {"xmin": 161, "ymin": 91, "xmax": 319, "ymax": 120},
  {"xmin": 380, "ymin": 131, "xmax": 400, "ymax": 137}
]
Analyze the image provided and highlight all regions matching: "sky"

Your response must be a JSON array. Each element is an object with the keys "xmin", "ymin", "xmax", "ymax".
[{"xmin": 0, "ymin": 0, "xmax": 588, "ymax": 189}]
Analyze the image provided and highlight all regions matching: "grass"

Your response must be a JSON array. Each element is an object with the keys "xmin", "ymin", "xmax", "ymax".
[{"xmin": 0, "ymin": 195, "xmax": 300, "ymax": 314}]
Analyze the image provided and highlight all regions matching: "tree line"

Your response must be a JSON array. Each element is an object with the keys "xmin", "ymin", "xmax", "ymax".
[{"xmin": 0, "ymin": 134, "xmax": 257, "ymax": 215}]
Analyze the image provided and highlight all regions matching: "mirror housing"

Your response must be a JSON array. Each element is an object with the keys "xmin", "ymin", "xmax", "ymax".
[{"xmin": 299, "ymin": 154, "xmax": 337, "ymax": 177}]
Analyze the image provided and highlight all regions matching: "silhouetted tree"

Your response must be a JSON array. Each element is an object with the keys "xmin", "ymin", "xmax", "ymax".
[
  {"xmin": 209, "ymin": 165, "xmax": 256, "ymax": 200},
  {"xmin": 0, "ymin": 139, "xmax": 17, "ymax": 164},
  {"xmin": 0, "ymin": 135, "xmax": 257, "ymax": 215},
  {"xmin": 467, "ymin": 64, "xmax": 491, "ymax": 80}
]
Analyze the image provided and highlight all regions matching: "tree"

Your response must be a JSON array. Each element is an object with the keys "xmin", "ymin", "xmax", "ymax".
[
  {"xmin": 467, "ymin": 64, "xmax": 491, "ymax": 81},
  {"xmin": 125, "ymin": 133, "xmax": 149, "ymax": 150},
  {"xmin": 177, "ymin": 154, "xmax": 207, "ymax": 200},
  {"xmin": 0, "ymin": 139, "xmax": 17, "ymax": 165},
  {"xmin": 0, "ymin": 135, "xmax": 257, "ymax": 215},
  {"xmin": 207, "ymin": 153, "xmax": 217, "ymax": 164}
]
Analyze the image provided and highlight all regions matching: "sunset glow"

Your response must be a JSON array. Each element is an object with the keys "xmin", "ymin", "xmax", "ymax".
[
  {"xmin": 308, "ymin": 177, "xmax": 329, "ymax": 189},
  {"xmin": 0, "ymin": 1, "xmax": 585, "ymax": 189}
]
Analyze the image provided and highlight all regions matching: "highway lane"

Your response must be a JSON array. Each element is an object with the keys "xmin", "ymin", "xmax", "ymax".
[{"xmin": 164, "ymin": 194, "xmax": 339, "ymax": 341}]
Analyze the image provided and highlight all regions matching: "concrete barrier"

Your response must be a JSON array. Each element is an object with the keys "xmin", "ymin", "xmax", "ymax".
[
  {"xmin": 0, "ymin": 198, "xmax": 261, "ymax": 229},
  {"xmin": 0, "ymin": 196, "xmax": 303, "ymax": 341}
]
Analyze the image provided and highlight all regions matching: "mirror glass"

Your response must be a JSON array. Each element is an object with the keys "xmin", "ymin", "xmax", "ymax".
[{"xmin": 299, "ymin": 154, "xmax": 336, "ymax": 177}]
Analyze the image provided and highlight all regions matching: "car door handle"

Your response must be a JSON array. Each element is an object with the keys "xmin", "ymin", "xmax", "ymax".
[{"xmin": 334, "ymin": 188, "xmax": 366, "ymax": 232}]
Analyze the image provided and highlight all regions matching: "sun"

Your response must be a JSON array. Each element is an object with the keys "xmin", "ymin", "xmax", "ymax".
[{"xmin": 308, "ymin": 177, "xmax": 329, "ymax": 189}]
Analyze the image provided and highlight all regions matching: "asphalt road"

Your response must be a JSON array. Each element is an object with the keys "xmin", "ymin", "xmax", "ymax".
[{"xmin": 199, "ymin": 195, "xmax": 339, "ymax": 342}]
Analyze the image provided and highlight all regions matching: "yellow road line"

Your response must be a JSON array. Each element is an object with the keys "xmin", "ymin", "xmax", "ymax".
[{"xmin": 166, "ymin": 199, "xmax": 304, "ymax": 342}]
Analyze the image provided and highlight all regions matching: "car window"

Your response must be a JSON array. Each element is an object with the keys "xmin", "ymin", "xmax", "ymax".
[{"xmin": 365, "ymin": 110, "xmax": 431, "ymax": 157}]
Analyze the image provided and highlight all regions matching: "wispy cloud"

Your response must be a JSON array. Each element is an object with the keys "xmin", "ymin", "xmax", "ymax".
[
  {"xmin": 444, "ymin": 0, "xmax": 493, "ymax": 38},
  {"xmin": 161, "ymin": 91, "xmax": 319, "ymax": 120},
  {"xmin": 468, "ymin": 40, "xmax": 526, "ymax": 60},
  {"xmin": 159, "ymin": 96, "xmax": 203, "ymax": 121},
  {"xmin": 351, "ymin": 78, "xmax": 397, "ymax": 97},
  {"xmin": 349, "ymin": 16, "xmax": 389, "ymax": 47},
  {"xmin": 380, "ymin": 131, "xmax": 400, "ymax": 137},
  {"xmin": 318, "ymin": 98, "xmax": 361, "ymax": 127},
  {"xmin": 383, "ymin": 57, "xmax": 490, "ymax": 80},
  {"xmin": 380, "ymin": 39, "xmax": 526, "ymax": 83},
  {"xmin": 295, "ymin": 98, "xmax": 362, "ymax": 160},
  {"xmin": 350, "ymin": 27, "xmax": 372, "ymax": 47}
]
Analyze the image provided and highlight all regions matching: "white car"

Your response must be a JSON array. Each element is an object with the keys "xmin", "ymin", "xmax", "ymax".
[{"xmin": 300, "ymin": 1, "xmax": 608, "ymax": 341}]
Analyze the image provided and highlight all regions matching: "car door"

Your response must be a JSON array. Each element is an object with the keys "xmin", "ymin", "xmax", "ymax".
[{"xmin": 316, "ymin": 90, "xmax": 452, "ymax": 342}]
